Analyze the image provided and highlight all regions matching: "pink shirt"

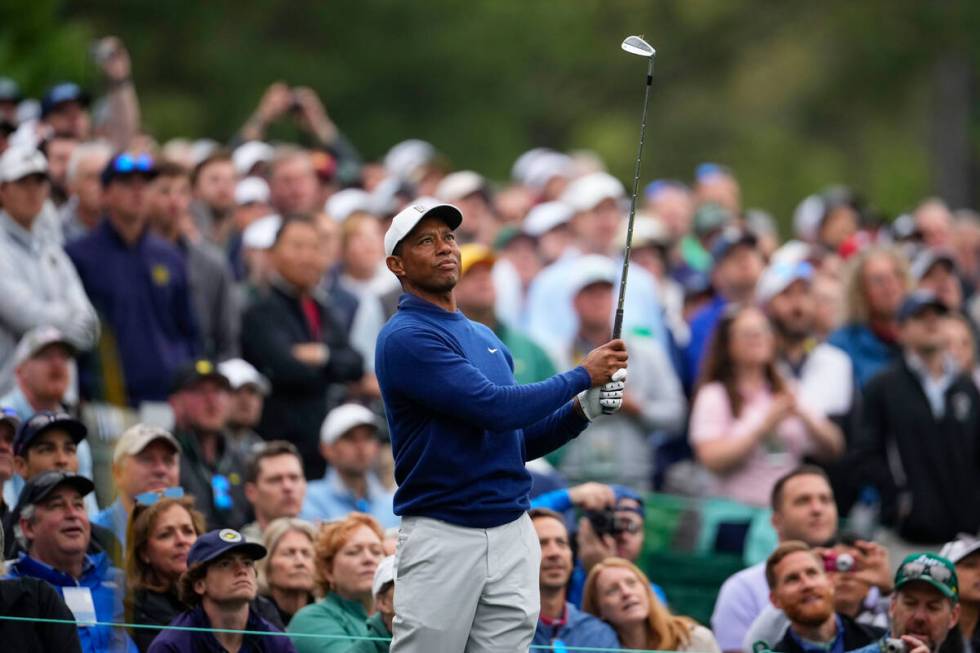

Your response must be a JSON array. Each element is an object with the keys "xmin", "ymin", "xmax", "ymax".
[{"xmin": 689, "ymin": 382, "xmax": 815, "ymax": 507}]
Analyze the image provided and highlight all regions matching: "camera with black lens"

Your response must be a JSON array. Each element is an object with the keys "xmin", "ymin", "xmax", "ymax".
[
  {"xmin": 882, "ymin": 638, "xmax": 906, "ymax": 653},
  {"xmin": 586, "ymin": 508, "xmax": 626, "ymax": 537}
]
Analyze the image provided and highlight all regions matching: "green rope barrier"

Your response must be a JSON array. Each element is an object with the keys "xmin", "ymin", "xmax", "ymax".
[{"xmin": 0, "ymin": 614, "xmax": 694, "ymax": 652}]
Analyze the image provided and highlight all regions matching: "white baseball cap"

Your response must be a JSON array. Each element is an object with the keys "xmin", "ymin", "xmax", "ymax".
[
  {"xmin": 523, "ymin": 151, "xmax": 572, "ymax": 189},
  {"xmin": 12, "ymin": 326, "xmax": 75, "ymax": 368},
  {"xmin": 435, "ymin": 170, "xmax": 485, "ymax": 202},
  {"xmin": 113, "ymin": 423, "xmax": 180, "ymax": 465},
  {"xmin": 320, "ymin": 403, "xmax": 379, "ymax": 445},
  {"xmin": 0, "ymin": 145, "xmax": 47, "ymax": 182},
  {"xmin": 522, "ymin": 201, "xmax": 575, "ymax": 237},
  {"xmin": 242, "ymin": 214, "xmax": 282, "ymax": 250},
  {"xmin": 217, "ymin": 358, "xmax": 270, "ymax": 395},
  {"xmin": 561, "ymin": 171, "xmax": 625, "ymax": 213},
  {"xmin": 568, "ymin": 254, "xmax": 618, "ymax": 296},
  {"xmin": 325, "ymin": 188, "xmax": 374, "ymax": 222},
  {"xmin": 384, "ymin": 139, "xmax": 435, "ymax": 181},
  {"xmin": 383, "ymin": 197, "xmax": 462, "ymax": 257},
  {"xmin": 756, "ymin": 260, "xmax": 814, "ymax": 305},
  {"xmin": 372, "ymin": 555, "xmax": 396, "ymax": 597},
  {"xmin": 232, "ymin": 141, "xmax": 275, "ymax": 177},
  {"xmin": 939, "ymin": 534, "xmax": 980, "ymax": 565},
  {"xmin": 234, "ymin": 176, "xmax": 270, "ymax": 206}
]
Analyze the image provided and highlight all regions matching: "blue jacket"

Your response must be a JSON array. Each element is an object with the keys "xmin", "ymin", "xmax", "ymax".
[
  {"xmin": 827, "ymin": 323, "xmax": 900, "ymax": 389},
  {"xmin": 532, "ymin": 603, "xmax": 620, "ymax": 651},
  {"xmin": 683, "ymin": 296, "xmax": 727, "ymax": 391},
  {"xmin": 376, "ymin": 293, "xmax": 591, "ymax": 528},
  {"xmin": 148, "ymin": 603, "xmax": 296, "ymax": 653},
  {"xmin": 66, "ymin": 220, "xmax": 198, "ymax": 406},
  {"xmin": 5, "ymin": 551, "xmax": 136, "ymax": 653}
]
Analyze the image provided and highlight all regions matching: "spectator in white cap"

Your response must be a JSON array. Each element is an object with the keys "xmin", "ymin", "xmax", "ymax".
[
  {"xmin": 0, "ymin": 326, "xmax": 98, "ymax": 517},
  {"xmin": 92, "ymin": 423, "xmax": 180, "ymax": 549},
  {"xmin": 240, "ymin": 213, "xmax": 281, "ymax": 291},
  {"xmin": 522, "ymin": 200, "xmax": 576, "ymax": 265},
  {"xmin": 218, "ymin": 358, "xmax": 271, "ymax": 461},
  {"xmin": 233, "ymin": 141, "xmax": 275, "ymax": 178},
  {"xmin": 912, "ymin": 249, "xmax": 963, "ymax": 312},
  {"xmin": 520, "ymin": 149, "xmax": 573, "ymax": 202},
  {"xmin": 347, "ymin": 555, "xmax": 396, "ymax": 653},
  {"xmin": 757, "ymin": 258, "xmax": 852, "ymax": 505},
  {"xmin": 324, "ymin": 188, "xmax": 373, "ymax": 223},
  {"xmin": 384, "ymin": 138, "xmax": 443, "ymax": 193},
  {"xmin": 60, "ymin": 140, "xmax": 113, "ymax": 242},
  {"xmin": 232, "ymin": 176, "xmax": 272, "ymax": 241},
  {"xmin": 0, "ymin": 145, "xmax": 99, "ymax": 395},
  {"xmin": 300, "ymin": 403, "xmax": 396, "ymax": 529},
  {"xmin": 553, "ymin": 255, "xmax": 685, "ymax": 490},
  {"xmin": 939, "ymin": 534, "xmax": 980, "ymax": 651},
  {"xmin": 525, "ymin": 172, "xmax": 668, "ymax": 353},
  {"xmin": 436, "ymin": 170, "xmax": 497, "ymax": 246}
]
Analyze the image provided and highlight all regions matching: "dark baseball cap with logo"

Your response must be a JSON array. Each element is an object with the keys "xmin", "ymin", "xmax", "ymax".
[
  {"xmin": 894, "ymin": 552, "xmax": 959, "ymax": 603},
  {"xmin": 170, "ymin": 359, "xmax": 231, "ymax": 395},
  {"xmin": 14, "ymin": 411, "xmax": 87, "ymax": 457},
  {"xmin": 14, "ymin": 470, "xmax": 95, "ymax": 516},
  {"xmin": 187, "ymin": 528, "xmax": 267, "ymax": 567}
]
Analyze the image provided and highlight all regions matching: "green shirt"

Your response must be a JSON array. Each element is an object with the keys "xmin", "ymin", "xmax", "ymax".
[
  {"xmin": 288, "ymin": 592, "xmax": 369, "ymax": 653},
  {"xmin": 347, "ymin": 613, "xmax": 392, "ymax": 653},
  {"xmin": 495, "ymin": 322, "xmax": 557, "ymax": 385}
]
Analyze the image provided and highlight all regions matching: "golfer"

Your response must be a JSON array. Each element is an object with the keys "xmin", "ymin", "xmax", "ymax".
[{"xmin": 376, "ymin": 198, "xmax": 629, "ymax": 652}]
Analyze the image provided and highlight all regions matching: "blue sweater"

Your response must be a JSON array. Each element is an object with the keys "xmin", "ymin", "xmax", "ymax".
[{"xmin": 375, "ymin": 293, "xmax": 592, "ymax": 528}]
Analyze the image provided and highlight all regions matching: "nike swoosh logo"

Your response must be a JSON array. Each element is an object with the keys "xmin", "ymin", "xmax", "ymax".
[{"xmin": 488, "ymin": 348, "xmax": 498, "ymax": 354}]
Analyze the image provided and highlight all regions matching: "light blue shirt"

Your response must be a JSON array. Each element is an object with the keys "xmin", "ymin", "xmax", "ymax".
[
  {"xmin": 0, "ymin": 387, "xmax": 99, "ymax": 516},
  {"xmin": 92, "ymin": 497, "xmax": 128, "ymax": 550},
  {"xmin": 300, "ymin": 468, "xmax": 399, "ymax": 529},
  {"xmin": 906, "ymin": 353, "xmax": 958, "ymax": 419}
]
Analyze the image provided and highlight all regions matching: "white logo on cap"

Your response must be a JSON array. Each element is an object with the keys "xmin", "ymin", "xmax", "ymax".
[
  {"xmin": 219, "ymin": 529, "xmax": 243, "ymax": 543},
  {"xmin": 413, "ymin": 205, "xmax": 426, "ymax": 213}
]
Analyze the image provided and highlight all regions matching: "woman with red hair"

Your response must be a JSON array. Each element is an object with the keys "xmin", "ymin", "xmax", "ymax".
[{"xmin": 287, "ymin": 512, "xmax": 385, "ymax": 653}]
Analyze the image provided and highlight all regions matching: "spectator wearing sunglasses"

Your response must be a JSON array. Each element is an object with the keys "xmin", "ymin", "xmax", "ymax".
[
  {"xmin": 66, "ymin": 152, "xmax": 200, "ymax": 407},
  {"xmin": 124, "ymin": 494, "xmax": 204, "ymax": 652},
  {"xmin": 0, "ymin": 145, "xmax": 99, "ymax": 395},
  {"xmin": 169, "ymin": 360, "xmax": 250, "ymax": 531},
  {"xmin": 93, "ymin": 424, "xmax": 181, "ymax": 550}
]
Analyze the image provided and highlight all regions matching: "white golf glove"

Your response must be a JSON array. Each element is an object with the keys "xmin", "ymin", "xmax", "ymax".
[{"xmin": 577, "ymin": 369, "xmax": 628, "ymax": 420}]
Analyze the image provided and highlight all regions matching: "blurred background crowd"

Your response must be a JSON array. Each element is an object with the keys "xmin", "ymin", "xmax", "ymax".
[{"xmin": 2, "ymin": 2, "xmax": 980, "ymax": 652}]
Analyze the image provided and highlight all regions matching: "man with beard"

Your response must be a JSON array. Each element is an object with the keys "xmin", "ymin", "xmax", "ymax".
[
  {"xmin": 713, "ymin": 466, "xmax": 840, "ymax": 653},
  {"xmin": 888, "ymin": 553, "xmax": 961, "ymax": 653},
  {"xmin": 765, "ymin": 541, "xmax": 911, "ymax": 653},
  {"xmin": 758, "ymin": 260, "xmax": 856, "ymax": 507}
]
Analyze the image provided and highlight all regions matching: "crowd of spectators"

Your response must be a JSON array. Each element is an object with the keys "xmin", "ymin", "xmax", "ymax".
[{"xmin": 0, "ymin": 36, "xmax": 979, "ymax": 653}]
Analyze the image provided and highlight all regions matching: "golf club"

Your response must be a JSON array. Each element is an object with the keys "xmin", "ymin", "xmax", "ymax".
[{"xmin": 612, "ymin": 35, "xmax": 656, "ymax": 341}]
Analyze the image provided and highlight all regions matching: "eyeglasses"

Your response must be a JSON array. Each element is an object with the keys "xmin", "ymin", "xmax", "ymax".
[
  {"xmin": 111, "ymin": 153, "xmax": 154, "ymax": 174},
  {"xmin": 135, "ymin": 486, "xmax": 184, "ymax": 506}
]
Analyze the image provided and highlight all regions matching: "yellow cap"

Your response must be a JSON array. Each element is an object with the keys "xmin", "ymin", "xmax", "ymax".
[{"xmin": 459, "ymin": 243, "xmax": 497, "ymax": 277}]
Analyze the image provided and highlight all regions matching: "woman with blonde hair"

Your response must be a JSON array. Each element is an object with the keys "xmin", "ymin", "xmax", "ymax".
[
  {"xmin": 287, "ymin": 512, "xmax": 385, "ymax": 653},
  {"xmin": 257, "ymin": 517, "xmax": 318, "ymax": 627},
  {"xmin": 583, "ymin": 557, "xmax": 720, "ymax": 652}
]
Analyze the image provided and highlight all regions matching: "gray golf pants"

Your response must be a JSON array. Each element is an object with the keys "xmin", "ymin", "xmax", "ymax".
[{"xmin": 390, "ymin": 512, "xmax": 541, "ymax": 653}]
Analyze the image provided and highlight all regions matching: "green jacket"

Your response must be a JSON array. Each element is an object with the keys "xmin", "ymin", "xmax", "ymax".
[
  {"xmin": 288, "ymin": 593, "xmax": 369, "ymax": 653},
  {"xmin": 495, "ymin": 322, "xmax": 556, "ymax": 385},
  {"xmin": 347, "ymin": 613, "xmax": 392, "ymax": 653}
]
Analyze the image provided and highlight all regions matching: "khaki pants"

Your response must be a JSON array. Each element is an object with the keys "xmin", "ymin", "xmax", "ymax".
[{"xmin": 391, "ymin": 513, "xmax": 541, "ymax": 653}]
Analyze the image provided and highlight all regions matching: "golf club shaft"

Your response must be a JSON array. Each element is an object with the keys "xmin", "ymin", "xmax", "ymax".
[{"xmin": 612, "ymin": 55, "xmax": 655, "ymax": 340}]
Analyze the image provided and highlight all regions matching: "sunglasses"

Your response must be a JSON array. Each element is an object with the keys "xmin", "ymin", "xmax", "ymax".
[
  {"xmin": 112, "ymin": 153, "xmax": 155, "ymax": 175},
  {"xmin": 135, "ymin": 486, "xmax": 184, "ymax": 506}
]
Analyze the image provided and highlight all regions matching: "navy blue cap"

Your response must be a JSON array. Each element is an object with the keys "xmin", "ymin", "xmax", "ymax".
[
  {"xmin": 710, "ymin": 227, "xmax": 758, "ymax": 263},
  {"xmin": 100, "ymin": 152, "xmax": 158, "ymax": 187},
  {"xmin": 0, "ymin": 406, "xmax": 20, "ymax": 433},
  {"xmin": 170, "ymin": 359, "xmax": 231, "ymax": 395},
  {"xmin": 644, "ymin": 179, "xmax": 688, "ymax": 200},
  {"xmin": 14, "ymin": 411, "xmax": 87, "ymax": 457},
  {"xmin": 188, "ymin": 529, "xmax": 267, "ymax": 567},
  {"xmin": 40, "ymin": 82, "xmax": 89, "ymax": 118},
  {"xmin": 613, "ymin": 485, "xmax": 645, "ymax": 517},
  {"xmin": 14, "ymin": 470, "xmax": 94, "ymax": 516},
  {"xmin": 897, "ymin": 290, "xmax": 948, "ymax": 323},
  {"xmin": 681, "ymin": 271, "xmax": 713, "ymax": 298}
]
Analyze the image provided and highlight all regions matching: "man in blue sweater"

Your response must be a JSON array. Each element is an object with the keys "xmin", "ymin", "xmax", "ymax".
[{"xmin": 376, "ymin": 198, "xmax": 628, "ymax": 652}]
